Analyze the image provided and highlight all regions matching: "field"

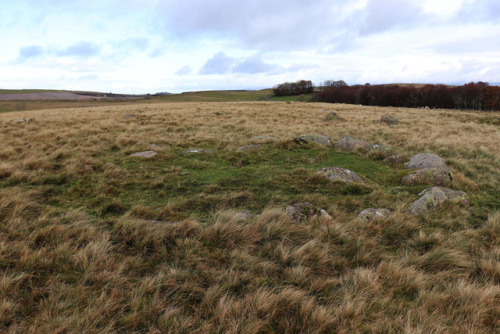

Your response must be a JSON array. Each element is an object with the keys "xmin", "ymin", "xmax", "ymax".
[{"xmin": 0, "ymin": 100, "xmax": 499, "ymax": 332}]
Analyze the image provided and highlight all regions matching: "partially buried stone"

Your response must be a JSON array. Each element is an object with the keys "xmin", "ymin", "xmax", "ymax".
[
  {"xmin": 404, "ymin": 153, "xmax": 449, "ymax": 170},
  {"xmin": 401, "ymin": 167, "xmax": 452, "ymax": 186},
  {"xmin": 357, "ymin": 208, "xmax": 392, "ymax": 222},
  {"xmin": 285, "ymin": 202, "xmax": 331, "ymax": 221},
  {"xmin": 181, "ymin": 149, "xmax": 213, "ymax": 154},
  {"xmin": 324, "ymin": 112, "xmax": 340, "ymax": 121},
  {"xmin": 380, "ymin": 115, "xmax": 399, "ymax": 125},
  {"xmin": 384, "ymin": 155, "xmax": 404, "ymax": 163},
  {"xmin": 250, "ymin": 135, "xmax": 279, "ymax": 144},
  {"xmin": 320, "ymin": 167, "xmax": 364, "ymax": 183},
  {"xmin": 130, "ymin": 151, "xmax": 157, "ymax": 158},
  {"xmin": 236, "ymin": 144, "xmax": 260, "ymax": 152},
  {"xmin": 294, "ymin": 134, "xmax": 333, "ymax": 147},
  {"xmin": 334, "ymin": 135, "xmax": 369, "ymax": 152},
  {"xmin": 407, "ymin": 186, "xmax": 469, "ymax": 215}
]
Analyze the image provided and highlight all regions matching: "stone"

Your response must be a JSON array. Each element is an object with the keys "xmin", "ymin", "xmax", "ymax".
[
  {"xmin": 234, "ymin": 211, "xmax": 257, "ymax": 221},
  {"xmin": 236, "ymin": 144, "xmax": 260, "ymax": 152},
  {"xmin": 181, "ymin": 149, "xmax": 213, "ymax": 154},
  {"xmin": 380, "ymin": 115, "xmax": 399, "ymax": 125},
  {"xmin": 366, "ymin": 143, "xmax": 392, "ymax": 157},
  {"xmin": 401, "ymin": 167, "xmax": 452, "ymax": 186},
  {"xmin": 294, "ymin": 134, "xmax": 333, "ymax": 147},
  {"xmin": 324, "ymin": 112, "xmax": 340, "ymax": 121},
  {"xmin": 80, "ymin": 164, "xmax": 94, "ymax": 172},
  {"xmin": 18, "ymin": 118, "xmax": 33, "ymax": 123},
  {"xmin": 425, "ymin": 106, "xmax": 430, "ymax": 109},
  {"xmin": 407, "ymin": 187, "xmax": 469, "ymax": 215},
  {"xmin": 384, "ymin": 155, "xmax": 404, "ymax": 163},
  {"xmin": 404, "ymin": 153, "xmax": 449, "ymax": 170},
  {"xmin": 285, "ymin": 202, "xmax": 327, "ymax": 222},
  {"xmin": 357, "ymin": 208, "xmax": 392, "ymax": 222},
  {"xmin": 123, "ymin": 114, "xmax": 135, "ymax": 119},
  {"xmin": 320, "ymin": 167, "xmax": 364, "ymax": 183},
  {"xmin": 334, "ymin": 135, "xmax": 369, "ymax": 152},
  {"xmin": 250, "ymin": 135, "xmax": 279, "ymax": 144},
  {"xmin": 130, "ymin": 151, "xmax": 157, "ymax": 158}
]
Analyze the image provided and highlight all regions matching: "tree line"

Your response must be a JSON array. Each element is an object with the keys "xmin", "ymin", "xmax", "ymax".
[{"xmin": 273, "ymin": 80, "xmax": 500, "ymax": 110}]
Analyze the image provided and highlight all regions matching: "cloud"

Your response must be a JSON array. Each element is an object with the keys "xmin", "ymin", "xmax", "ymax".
[
  {"xmin": 199, "ymin": 52, "xmax": 235, "ymax": 74},
  {"xmin": 233, "ymin": 54, "xmax": 276, "ymax": 74},
  {"xmin": 18, "ymin": 45, "xmax": 44, "ymax": 59},
  {"xmin": 175, "ymin": 65, "xmax": 192, "ymax": 75},
  {"xmin": 57, "ymin": 41, "xmax": 100, "ymax": 57},
  {"xmin": 358, "ymin": 0, "xmax": 423, "ymax": 35}
]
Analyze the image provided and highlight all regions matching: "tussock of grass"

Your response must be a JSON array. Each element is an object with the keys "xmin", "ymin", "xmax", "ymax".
[{"xmin": 0, "ymin": 102, "xmax": 499, "ymax": 332}]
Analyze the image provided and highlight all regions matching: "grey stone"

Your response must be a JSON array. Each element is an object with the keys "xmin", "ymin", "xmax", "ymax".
[
  {"xmin": 401, "ymin": 167, "xmax": 452, "ymax": 186},
  {"xmin": 181, "ymin": 149, "xmax": 213, "ymax": 154},
  {"xmin": 294, "ymin": 134, "xmax": 333, "ymax": 147},
  {"xmin": 407, "ymin": 187, "xmax": 469, "ymax": 215},
  {"xmin": 236, "ymin": 144, "xmax": 260, "ymax": 152},
  {"xmin": 357, "ymin": 208, "xmax": 392, "ymax": 222},
  {"xmin": 234, "ymin": 211, "xmax": 257, "ymax": 221},
  {"xmin": 18, "ymin": 118, "xmax": 33, "ymax": 123},
  {"xmin": 366, "ymin": 143, "xmax": 392, "ymax": 157},
  {"xmin": 404, "ymin": 153, "xmax": 449, "ymax": 170},
  {"xmin": 320, "ymin": 167, "xmax": 364, "ymax": 183},
  {"xmin": 380, "ymin": 115, "xmax": 399, "ymax": 125},
  {"xmin": 334, "ymin": 135, "xmax": 369, "ymax": 152},
  {"xmin": 130, "ymin": 151, "xmax": 157, "ymax": 158},
  {"xmin": 384, "ymin": 155, "xmax": 404, "ymax": 163},
  {"xmin": 286, "ymin": 202, "xmax": 328, "ymax": 222}
]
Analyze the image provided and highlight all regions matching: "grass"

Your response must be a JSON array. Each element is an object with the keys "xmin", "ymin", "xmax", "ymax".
[{"xmin": 0, "ymin": 101, "xmax": 499, "ymax": 332}]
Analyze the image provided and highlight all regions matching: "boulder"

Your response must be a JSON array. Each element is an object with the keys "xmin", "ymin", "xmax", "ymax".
[
  {"xmin": 130, "ymin": 151, "xmax": 157, "ymax": 158},
  {"xmin": 407, "ymin": 187, "xmax": 469, "ymax": 215},
  {"xmin": 380, "ymin": 115, "xmax": 399, "ymax": 125},
  {"xmin": 181, "ymin": 149, "xmax": 213, "ymax": 154},
  {"xmin": 384, "ymin": 155, "xmax": 404, "ymax": 163},
  {"xmin": 236, "ymin": 144, "xmax": 260, "ymax": 152},
  {"xmin": 294, "ymin": 134, "xmax": 333, "ymax": 147},
  {"xmin": 404, "ymin": 153, "xmax": 449, "ymax": 171},
  {"xmin": 250, "ymin": 135, "xmax": 279, "ymax": 144},
  {"xmin": 285, "ymin": 202, "xmax": 331, "ymax": 221},
  {"xmin": 357, "ymin": 208, "xmax": 392, "ymax": 222},
  {"xmin": 320, "ymin": 167, "xmax": 364, "ymax": 183},
  {"xmin": 401, "ymin": 167, "xmax": 452, "ymax": 186},
  {"xmin": 324, "ymin": 112, "xmax": 340, "ymax": 121},
  {"xmin": 334, "ymin": 135, "xmax": 369, "ymax": 152}
]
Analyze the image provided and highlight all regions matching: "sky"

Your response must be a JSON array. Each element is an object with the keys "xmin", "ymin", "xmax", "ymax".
[{"xmin": 1, "ymin": 0, "xmax": 500, "ymax": 94}]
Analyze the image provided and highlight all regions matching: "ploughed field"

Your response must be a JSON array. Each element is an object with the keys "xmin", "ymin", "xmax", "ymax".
[{"xmin": 0, "ymin": 101, "xmax": 499, "ymax": 332}]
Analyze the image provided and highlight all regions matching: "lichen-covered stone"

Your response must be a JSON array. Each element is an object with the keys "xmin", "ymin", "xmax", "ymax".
[
  {"xmin": 130, "ymin": 151, "xmax": 157, "ymax": 158},
  {"xmin": 285, "ymin": 202, "xmax": 322, "ymax": 222},
  {"xmin": 320, "ymin": 167, "xmax": 364, "ymax": 183},
  {"xmin": 334, "ymin": 135, "xmax": 369, "ymax": 152},
  {"xmin": 294, "ymin": 134, "xmax": 333, "ymax": 147},
  {"xmin": 407, "ymin": 187, "xmax": 469, "ymax": 215},
  {"xmin": 366, "ymin": 143, "xmax": 392, "ymax": 158},
  {"xmin": 357, "ymin": 208, "xmax": 392, "ymax": 222},
  {"xmin": 380, "ymin": 115, "xmax": 399, "ymax": 125},
  {"xmin": 401, "ymin": 167, "xmax": 452, "ymax": 186},
  {"xmin": 404, "ymin": 153, "xmax": 448, "ymax": 170}
]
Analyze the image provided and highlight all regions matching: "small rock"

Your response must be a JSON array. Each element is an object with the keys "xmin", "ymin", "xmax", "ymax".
[
  {"xmin": 80, "ymin": 164, "xmax": 94, "ymax": 172},
  {"xmin": 234, "ymin": 211, "xmax": 257, "ymax": 221},
  {"xmin": 236, "ymin": 144, "xmax": 260, "ymax": 152},
  {"xmin": 250, "ymin": 135, "xmax": 279, "ymax": 144},
  {"xmin": 404, "ymin": 153, "xmax": 449, "ymax": 170},
  {"xmin": 320, "ymin": 167, "xmax": 364, "ymax": 183},
  {"xmin": 181, "ymin": 149, "xmax": 213, "ymax": 154},
  {"xmin": 380, "ymin": 115, "xmax": 399, "ymax": 125},
  {"xmin": 150, "ymin": 144, "xmax": 159, "ymax": 149},
  {"xmin": 324, "ymin": 112, "xmax": 340, "ymax": 121},
  {"xmin": 294, "ymin": 134, "xmax": 333, "ymax": 147},
  {"xmin": 401, "ymin": 167, "xmax": 452, "ymax": 186},
  {"xmin": 320, "ymin": 209, "xmax": 332, "ymax": 220},
  {"xmin": 384, "ymin": 155, "xmax": 404, "ymax": 163},
  {"xmin": 18, "ymin": 118, "xmax": 33, "ymax": 123},
  {"xmin": 425, "ymin": 106, "xmax": 430, "ymax": 109},
  {"xmin": 123, "ymin": 114, "xmax": 135, "ymax": 119},
  {"xmin": 366, "ymin": 143, "xmax": 392, "ymax": 157},
  {"xmin": 407, "ymin": 187, "xmax": 469, "ymax": 215},
  {"xmin": 130, "ymin": 151, "xmax": 157, "ymax": 158},
  {"xmin": 286, "ymin": 202, "xmax": 325, "ymax": 222},
  {"xmin": 357, "ymin": 208, "xmax": 392, "ymax": 222},
  {"xmin": 334, "ymin": 135, "xmax": 369, "ymax": 152}
]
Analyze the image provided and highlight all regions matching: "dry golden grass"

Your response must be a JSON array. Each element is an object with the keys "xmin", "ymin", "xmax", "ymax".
[{"xmin": 0, "ymin": 101, "xmax": 499, "ymax": 332}]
